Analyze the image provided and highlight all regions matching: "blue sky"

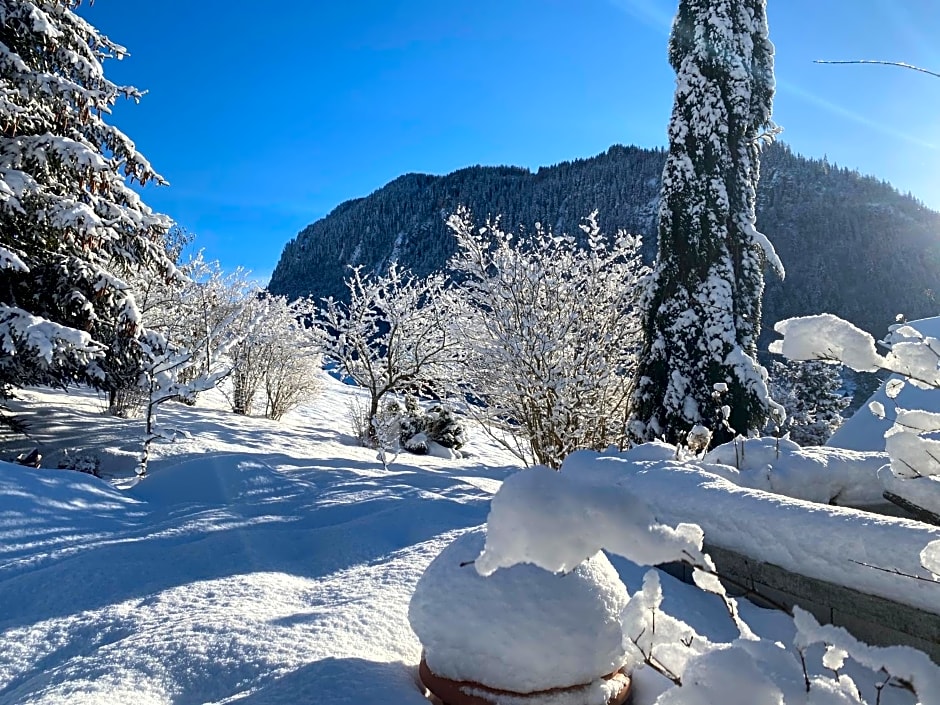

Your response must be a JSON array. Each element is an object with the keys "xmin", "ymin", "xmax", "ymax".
[{"xmin": 79, "ymin": 0, "xmax": 940, "ymax": 283}]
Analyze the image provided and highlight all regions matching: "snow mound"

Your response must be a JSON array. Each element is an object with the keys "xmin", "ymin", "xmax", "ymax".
[
  {"xmin": 770, "ymin": 314, "xmax": 884, "ymax": 372},
  {"xmin": 408, "ymin": 527, "xmax": 630, "ymax": 694},
  {"xmin": 702, "ymin": 437, "xmax": 887, "ymax": 506},
  {"xmin": 0, "ymin": 460, "xmax": 141, "ymax": 517},
  {"xmin": 128, "ymin": 454, "xmax": 302, "ymax": 507},
  {"xmin": 475, "ymin": 465, "xmax": 706, "ymax": 576}
]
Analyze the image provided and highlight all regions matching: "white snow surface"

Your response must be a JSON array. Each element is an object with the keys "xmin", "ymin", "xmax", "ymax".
[
  {"xmin": 0, "ymin": 377, "xmax": 932, "ymax": 704},
  {"xmin": 0, "ymin": 377, "xmax": 521, "ymax": 705},
  {"xmin": 409, "ymin": 528, "xmax": 630, "ymax": 693},
  {"xmin": 702, "ymin": 437, "xmax": 888, "ymax": 506}
]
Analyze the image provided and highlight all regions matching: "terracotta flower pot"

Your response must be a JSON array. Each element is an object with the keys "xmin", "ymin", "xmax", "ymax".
[
  {"xmin": 419, "ymin": 657, "xmax": 632, "ymax": 705},
  {"xmin": 409, "ymin": 528, "xmax": 635, "ymax": 701}
]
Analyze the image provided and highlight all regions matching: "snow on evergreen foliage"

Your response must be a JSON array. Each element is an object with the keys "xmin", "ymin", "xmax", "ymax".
[
  {"xmin": 628, "ymin": 0, "xmax": 781, "ymax": 445},
  {"xmin": 0, "ymin": 0, "xmax": 174, "ymax": 395},
  {"xmin": 766, "ymin": 359, "xmax": 850, "ymax": 445},
  {"xmin": 447, "ymin": 209, "xmax": 648, "ymax": 468},
  {"xmin": 384, "ymin": 394, "xmax": 466, "ymax": 454}
]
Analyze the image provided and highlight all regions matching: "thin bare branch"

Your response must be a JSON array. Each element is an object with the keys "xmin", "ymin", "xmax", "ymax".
[{"xmin": 814, "ymin": 60, "xmax": 940, "ymax": 80}]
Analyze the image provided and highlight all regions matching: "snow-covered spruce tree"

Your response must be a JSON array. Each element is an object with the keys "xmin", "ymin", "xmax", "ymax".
[
  {"xmin": 448, "ymin": 209, "xmax": 648, "ymax": 468},
  {"xmin": 629, "ymin": 0, "xmax": 784, "ymax": 446},
  {"xmin": 0, "ymin": 1, "xmax": 174, "ymax": 400},
  {"xmin": 318, "ymin": 263, "xmax": 461, "ymax": 444},
  {"xmin": 766, "ymin": 358, "xmax": 850, "ymax": 445}
]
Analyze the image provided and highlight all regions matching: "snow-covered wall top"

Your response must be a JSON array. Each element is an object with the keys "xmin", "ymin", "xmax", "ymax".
[{"xmin": 561, "ymin": 449, "xmax": 940, "ymax": 614}]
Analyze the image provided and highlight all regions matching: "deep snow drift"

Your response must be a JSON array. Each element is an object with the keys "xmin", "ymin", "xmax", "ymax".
[{"xmin": 0, "ymin": 379, "xmax": 520, "ymax": 704}]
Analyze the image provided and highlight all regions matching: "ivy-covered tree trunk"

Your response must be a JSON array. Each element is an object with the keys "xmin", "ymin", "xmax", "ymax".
[{"xmin": 629, "ymin": 0, "xmax": 783, "ymax": 446}]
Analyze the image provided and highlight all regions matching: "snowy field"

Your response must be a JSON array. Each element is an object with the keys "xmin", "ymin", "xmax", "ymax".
[{"xmin": 0, "ymin": 375, "xmax": 926, "ymax": 704}]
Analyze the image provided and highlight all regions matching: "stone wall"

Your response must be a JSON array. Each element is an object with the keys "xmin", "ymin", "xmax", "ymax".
[{"xmin": 661, "ymin": 544, "xmax": 940, "ymax": 663}]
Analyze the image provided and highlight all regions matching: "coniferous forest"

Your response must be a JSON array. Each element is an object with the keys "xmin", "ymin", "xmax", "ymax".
[{"xmin": 269, "ymin": 142, "xmax": 940, "ymax": 343}]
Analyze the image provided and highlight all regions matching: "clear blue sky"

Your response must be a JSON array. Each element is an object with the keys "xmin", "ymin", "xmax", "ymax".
[{"xmin": 78, "ymin": 0, "xmax": 940, "ymax": 283}]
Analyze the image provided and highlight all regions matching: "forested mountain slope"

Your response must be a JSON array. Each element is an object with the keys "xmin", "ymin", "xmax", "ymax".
[{"xmin": 269, "ymin": 143, "xmax": 940, "ymax": 340}]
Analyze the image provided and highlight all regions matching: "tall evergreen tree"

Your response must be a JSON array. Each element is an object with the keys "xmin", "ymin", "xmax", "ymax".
[
  {"xmin": 629, "ymin": 0, "xmax": 783, "ymax": 446},
  {"xmin": 0, "ymin": 1, "xmax": 174, "ymax": 397},
  {"xmin": 765, "ymin": 359, "xmax": 850, "ymax": 446}
]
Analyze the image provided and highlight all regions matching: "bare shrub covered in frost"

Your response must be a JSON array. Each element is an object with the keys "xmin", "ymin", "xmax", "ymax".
[
  {"xmin": 447, "ymin": 208, "xmax": 648, "ymax": 468},
  {"xmin": 227, "ymin": 295, "xmax": 321, "ymax": 420},
  {"xmin": 318, "ymin": 264, "xmax": 461, "ymax": 445},
  {"xmin": 114, "ymin": 251, "xmax": 258, "ymax": 417}
]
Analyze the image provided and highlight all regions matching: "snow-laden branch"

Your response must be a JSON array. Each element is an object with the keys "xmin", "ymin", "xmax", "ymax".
[{"xmin": 318, "ymin": 262, "xmax": 461, "ymax": 444}]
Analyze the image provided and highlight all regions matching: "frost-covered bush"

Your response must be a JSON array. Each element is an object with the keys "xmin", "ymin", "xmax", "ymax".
[
  {"xmin": 448, "ymin": 209, "xmax": 647, "ymax": 468},
  {"xmin": 263, "ymin": 346, "xmax": 322, "ymax": 421},
  {"xmin": 318, "ymin": 264, "xmax": 461, "ymax": 443},
  {"xmin": 766, "ymin": 359, "xmax": 850, "ymax": 446},
  {"xmin": 226, "ymin": 294, "xmax": 321, "ymax": 420}
]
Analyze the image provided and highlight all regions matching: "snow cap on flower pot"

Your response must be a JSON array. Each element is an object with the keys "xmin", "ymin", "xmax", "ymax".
[{"xmin": 409, "ymin": 527, "xmax": 631, "ymax": 702}]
